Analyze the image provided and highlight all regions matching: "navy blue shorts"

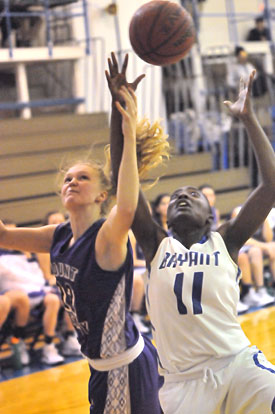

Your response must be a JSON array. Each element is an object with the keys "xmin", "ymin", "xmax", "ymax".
[{"xmin": 88, "ymin": 335, "xmax": 163, "ymax": 414}]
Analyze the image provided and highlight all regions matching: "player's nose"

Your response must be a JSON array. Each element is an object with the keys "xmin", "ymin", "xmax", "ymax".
[{"xmin": 69, "ymin": 177, "xmax": 78, "ymax": 186}]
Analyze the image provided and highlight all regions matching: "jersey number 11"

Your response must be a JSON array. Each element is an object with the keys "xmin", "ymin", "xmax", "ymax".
[{"xmin": 174, "ymin": 272, "xmax": 204, "ymax": 315}]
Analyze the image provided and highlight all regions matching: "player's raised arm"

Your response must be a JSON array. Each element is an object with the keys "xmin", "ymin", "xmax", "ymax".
[
  {"xmin": 106, "ymin": 52, "xmax": 167, "ymax": 263},
  {"xmin": 221, "ymin": 71, "xmax": 275, "ymax": 255},
  {"xmin": 95, "ymin": 86, "xmax": 139, "ymax": 269},
  {"xmin": 105, "ymin": 52, "xmax": 145, "ymax": 185}
]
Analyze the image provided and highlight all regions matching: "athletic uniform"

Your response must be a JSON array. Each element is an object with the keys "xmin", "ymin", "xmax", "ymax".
[
  {"xmin": 145, "ymin": 232, "xmax": 275, "ymax": 414},
  {"xmin": 50, "ymin": 219, "xmax": 162, "ymax": 414},
  {"xmin": 0, "ymin": 250, "xmax": 57, "ymax": 307}
]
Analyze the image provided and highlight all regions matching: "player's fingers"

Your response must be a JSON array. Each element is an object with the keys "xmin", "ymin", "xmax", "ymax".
[
  {"xmin": 119, "ymin": 87, "xmax": 132, "ymax": 106},
  {"xmin": 115, "ymin": 100, "xmax": 127, "ymax": 116},
  {"xmin": 105, "ymin": 70, "xmax": 111, "ymax": 85},
  {"xmin": 123, "ymin": 86, "xmax": 136, "ymax": 106},
  {"xmin": 111, "ymin": 52, "xmax": 118, "ymax": 73},
  {"xmin": 223, "ymin": 100, "xmax": 232, "ymax": 108},
  {"xmin": 132, "ymin": 74, "xmax": 146, "ymax": 89},
  {"xmin": 120, "ymin": 87, "xmax": 137, "ymax": 114},
  {"xmin": 121, "ymin": 53, "xmax": 129, "ymax": 74},
  {"xmin": 108, "ymin": 57, "xmax": 115, "ymax": 77},
  {"xmin": 128, "ymin": 87, "xmax": 137, "ymax": 107}
]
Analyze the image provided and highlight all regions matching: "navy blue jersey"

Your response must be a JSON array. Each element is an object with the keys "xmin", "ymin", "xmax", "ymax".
[{"xmin": 50, "ymin": 219, "xmax": 139, "ymax": 359}]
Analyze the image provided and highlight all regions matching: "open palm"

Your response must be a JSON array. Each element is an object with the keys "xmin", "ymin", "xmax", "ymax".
[
  {"xmin": 224, "ymin": 70, "xmax": 256, "ymax": 118},
  {"xmin": 105, "ymin": 52, "xmax": 145, "ymax": 103}
]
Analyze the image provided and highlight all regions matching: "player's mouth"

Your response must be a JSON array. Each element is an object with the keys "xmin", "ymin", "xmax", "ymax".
[{"xmin": 177, "ymin": 200, "xmax": 190, "ymax": 209}]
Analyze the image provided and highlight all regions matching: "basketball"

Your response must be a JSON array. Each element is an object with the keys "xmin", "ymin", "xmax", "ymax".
[{"xmin": 129, "ymin": 1, "xmax": 196, "ymax": 66}]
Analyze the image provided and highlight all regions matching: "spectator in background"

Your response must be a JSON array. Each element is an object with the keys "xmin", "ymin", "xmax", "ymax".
[
  {"xmin": 247, "ymin": 16, "xmax": 271, "ymax": 42},
  {"xmin": 238, "ymin": 248, "xmax": 274, "ymax": 308},
  {"xmin": 248, "ymin": 218, "xmax": 275, "ymax": 284},
  {"xmin": 199, "ymin": 184, "xmax": 220, "ymax": 230},
  {"xmin": 0, "ymin": 3, "xmax": 43, "ymax": 48},
  {"xmin": 43, "ymin": 211, "xmax": 67, "ymax": 226},
  {"xmin": 152, "ymin": 193, "xmax": 170, "ymax": 232},
  {"xmin": 0, "ymin": 220, "xmax": 64, "ymax": 366},
  {"xmin": 0, "ymin": 219, "xmax": 31, "ymax": 366},
  {"xmin": 227, "ymin": 46, "xmax": 267, "ymax": 98},
  {"xmin": 37, "ymin": 211, "xmax": 81, "ymax": 357},
  {"xmin": 232, "ymin": 206, "xmax": 274, "ymax": 308},
  {"xmin": 228, "ymin": 47, "xmax": 257, "ymax": 93},
  {"xmin": 0, "ymin": 289, "xmax": 30, "ymax": 366}
]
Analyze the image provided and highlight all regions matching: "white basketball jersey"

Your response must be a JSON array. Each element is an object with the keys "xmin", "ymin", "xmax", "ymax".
[{"xmin": 146, "ymin": 232, "xmax": 250, "ymax": 374}]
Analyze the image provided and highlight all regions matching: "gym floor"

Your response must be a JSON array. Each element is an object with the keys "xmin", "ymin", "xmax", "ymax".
[{"xmin": 0, "ymin": 305, "xmax": 274, "ymax": 414}]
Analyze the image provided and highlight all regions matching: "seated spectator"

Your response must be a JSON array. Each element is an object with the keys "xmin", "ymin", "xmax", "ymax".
[
  {"xmin": 0, "ymin": 220, "xmax": 64, "ymax": 366},
  {"xmin": 232, "ymin": 207, "xmax": 274, "ymax": 308},
  {"xmin": 259, "ymin": 217, "xmax": 275, "ymax": 290},
  {"xmin": 247, "ymin": 16, "xmax": 271, "ymax": 42},
  {"xmin": 199, "ymin": 184, "xmax": 220, "ymax": 230},
  {"xmin": 152, "ymin": 193, "xmax": 170, "ymax": 232},
  {"xmin": 0, "ymin": 289, "xmax": 30, "ymax": 366},
  {"xmin": 247, "ymin": 218, "xmax": 275, "ymax": 279},
  {"xmin": 37, "ymin": 211, "xmax": 81, "ymax": 356},
  {"xmin": 238, "ymin": 248, "xmax": 273, "ymax": 309}
]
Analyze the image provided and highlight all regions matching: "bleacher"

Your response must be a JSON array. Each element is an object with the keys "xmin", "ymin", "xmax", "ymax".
[{"xmin": 0, "ymin": 112, "xmax": 252, "ymax": 226}]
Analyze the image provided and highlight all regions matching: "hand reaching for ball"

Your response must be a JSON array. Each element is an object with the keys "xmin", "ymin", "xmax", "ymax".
[{"xmin": 105, "ymin": 52, "xmax": 145, "ymax": 104}]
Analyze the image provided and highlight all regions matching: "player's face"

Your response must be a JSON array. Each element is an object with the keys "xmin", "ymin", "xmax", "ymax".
[
  {"xmin": 61, "ymin": 164, "xmax": 103, "ymax": 210},
  {"xmin": 167, "ymin": 186, "xmax": 211, "ymax": 230}
]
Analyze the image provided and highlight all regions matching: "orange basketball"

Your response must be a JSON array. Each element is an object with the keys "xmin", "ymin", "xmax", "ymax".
[{"xmin": 129, "ymin": 1, "xmax": 196, "ymax": 66}]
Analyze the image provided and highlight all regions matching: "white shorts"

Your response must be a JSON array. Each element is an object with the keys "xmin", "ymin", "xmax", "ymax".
[{"xmin": 159, "ymin": 346, "xmax": 275, "ymax": 414}]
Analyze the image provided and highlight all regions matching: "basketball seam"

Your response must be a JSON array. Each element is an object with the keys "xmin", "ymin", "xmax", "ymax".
[
  {"xmin": 132, "ymin": 15, "xmax": 148, "ymax": 54},
  {"xmin": 143, "ymin": 15, "xmax": 193, "ymax": 57},
  {"xmin": 148, "ymin": 26, "xmax": 195, "ymax": 59},
  {"xmin": 147, "ymin": 2, "xmax": 172, "ymax": 50},
  {"xmin": 130, "ymin": 2, "xmax": 168, "ymax": 57}
]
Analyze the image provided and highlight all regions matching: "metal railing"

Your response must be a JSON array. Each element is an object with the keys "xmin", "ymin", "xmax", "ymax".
[
  {"xmin": 0, "ymin": 0, "xmax": 89, "ymax": 116},
  {"xmin": 0, "ymin": 0, "xmax": 90, "ymax": 56}
]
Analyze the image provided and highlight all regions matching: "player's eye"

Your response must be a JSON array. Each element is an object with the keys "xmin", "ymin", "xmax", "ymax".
[
  {"xmin": 64, "ymin": 176, "xmax": 71, "ymax": 183},
  {"xmin": 171, "ymin": 192, "xmax": 179, "ymax": 200}
]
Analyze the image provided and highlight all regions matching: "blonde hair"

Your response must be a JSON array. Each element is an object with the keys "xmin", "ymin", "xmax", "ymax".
[
  {"xmin": 106, "ymin": 117, "xmax": 170, "ymax": 188},
  {"xmin": 136, "ymin": 117, "xmax": 170, "ymax": 179},
  {"xmin": 57, "ymin": 117, "xmax": 170, "ymax": 215}
]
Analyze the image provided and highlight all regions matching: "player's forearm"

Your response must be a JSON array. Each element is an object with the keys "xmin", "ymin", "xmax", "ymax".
[
  {"xmin": 116, "ymin": 135, "xmax": 139, "ymax": 216},
  {"xmin": 242, "ymin": 113, "xmax": 275, "ymax": 188},
  {"xmin": 110, "ymin": 103, "xmax": 124, "ymax": 186}
]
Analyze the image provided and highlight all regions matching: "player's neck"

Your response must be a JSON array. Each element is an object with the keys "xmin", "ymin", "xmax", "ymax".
[
  {"xmin": 69, "ymin": 208, "xmax": 100, "ymax": 242},
  {"xmin": 172, "ymin": 228, "xmax": 207, "ymax": 249}
]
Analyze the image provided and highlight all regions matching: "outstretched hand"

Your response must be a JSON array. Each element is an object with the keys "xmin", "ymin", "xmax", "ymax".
[
  {"xmin": 105, "ymin": 52, "xmax": 145, "ymax": 104},
  {"xmin": 224, "ymin": 70, "xmax": 256, "ymax": 118}
]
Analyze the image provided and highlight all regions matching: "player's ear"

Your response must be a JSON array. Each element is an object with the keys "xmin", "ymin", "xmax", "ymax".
[
  {"xmin": 95, "ymin": 191, "xmax": 108, "ymax": 204},
  {"xmin": 206, "ymin": 213, "xmax": 214, "ymax": 229}
]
